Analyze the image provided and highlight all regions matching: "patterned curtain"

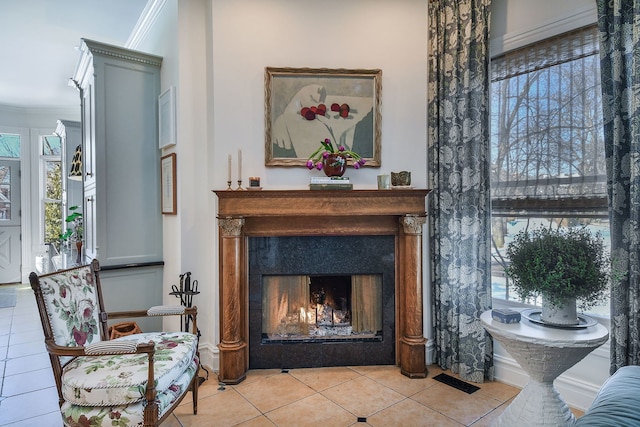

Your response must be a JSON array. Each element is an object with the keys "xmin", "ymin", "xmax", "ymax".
[
  {"xmin": 427, "ymin": 0, "xmax": 493, "ymax": 383},
  {"xmin": 596, "ymin": 0, "xmax": 640, "ymax": 372}
]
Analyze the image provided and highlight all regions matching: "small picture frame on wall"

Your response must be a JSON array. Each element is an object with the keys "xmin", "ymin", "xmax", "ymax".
[
  {"xmin": 161, "ymin": 153, "xmax": 177, "ymax": 214},
  {"xmin": 159, "ymin": 86, "xmax": 177, "ymax": 149},
  {"xmin": 264, "ymin": 67, "xmax": 382, "ymax": 167}
]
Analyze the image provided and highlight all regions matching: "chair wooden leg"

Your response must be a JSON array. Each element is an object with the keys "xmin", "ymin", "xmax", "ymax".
[
  {"xmin": 192, "ymin": 371, "xmax": 199, "ymax": 414},
  {"xmin": 144, "ymin": 350, "xmax": 159, "ymax": 426}
]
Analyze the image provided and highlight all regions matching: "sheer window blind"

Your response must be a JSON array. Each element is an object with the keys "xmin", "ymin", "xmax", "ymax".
[{"xmin": 490, "ymin": 25, "xmax": 606, "ymax": 217}]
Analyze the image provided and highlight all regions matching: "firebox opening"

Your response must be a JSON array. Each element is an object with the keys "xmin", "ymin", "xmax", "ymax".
[
  {"xmin": 261, "ymin": 274, "xmax": 383, "ymax": 343},
  {"xmin": 248, "ymin": 234, "xmax": 395, "ymax": 369}
]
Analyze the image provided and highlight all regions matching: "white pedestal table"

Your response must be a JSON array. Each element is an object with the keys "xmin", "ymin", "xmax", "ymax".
[{"xmin": 480, "ymin": 310, "xmax": 608, "ymax": 427}]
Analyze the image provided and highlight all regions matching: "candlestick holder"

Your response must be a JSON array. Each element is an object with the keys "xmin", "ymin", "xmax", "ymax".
[
  {"xmin": 236, "ymin": 180, "xmax": 245, "ymax": 190},
  {"xmin": 226, "ymin": 180, "xmax": 233, "ymax": 191}
]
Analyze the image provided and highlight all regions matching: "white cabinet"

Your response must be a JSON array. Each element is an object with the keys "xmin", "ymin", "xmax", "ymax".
[
  {"xmin": 72, "ymin": 39, "xmax": 163, "ymax": 267},
  {"xmin": 55, "ymin": 120, "xmax": 82, "ymax": 218}
]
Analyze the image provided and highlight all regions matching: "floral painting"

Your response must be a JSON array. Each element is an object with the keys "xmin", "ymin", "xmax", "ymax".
[{"xmin": 264, "ymin": 67, "xmax": 381, "ymax": 167}]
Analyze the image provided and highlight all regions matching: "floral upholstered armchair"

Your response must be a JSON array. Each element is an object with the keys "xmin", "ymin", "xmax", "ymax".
[{"xmin": 29, "ymin": 259, "xmax": 199, "ymax": 427}]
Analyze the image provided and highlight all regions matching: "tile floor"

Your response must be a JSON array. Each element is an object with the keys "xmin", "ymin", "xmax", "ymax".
[{"xmin": 0, "ymin": 283, "xmax": 580, "ymax": 426}]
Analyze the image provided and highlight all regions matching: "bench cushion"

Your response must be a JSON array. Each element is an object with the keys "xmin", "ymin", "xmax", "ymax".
[
  {"xmin": 61, "ymin": 331, "xmax": 198, "ymax": 406},
  {"xmin": 61, "ymin": 358, "xmax": 197, "ymax": 426},
  {"xmin": 575, "ymin": 365, "xmax": 640, "ymax": 427}
]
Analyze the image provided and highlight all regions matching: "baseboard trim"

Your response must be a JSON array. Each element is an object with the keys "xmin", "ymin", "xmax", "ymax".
[{"xmin": 198, "ymin": 342, "xmax": 219, "ymax": 376}]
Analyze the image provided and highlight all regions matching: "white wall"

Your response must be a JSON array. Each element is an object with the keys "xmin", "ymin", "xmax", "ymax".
[
  {"xmin": 134, "ymin": 0, "xmax": 184, "ymax": 333},
  {"xmin": 211, "ymin": 0, "xmax": 429, "ymax": 189}
]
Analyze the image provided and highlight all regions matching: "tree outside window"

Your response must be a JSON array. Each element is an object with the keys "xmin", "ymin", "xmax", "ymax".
[{"xmin": 42, "ymin": 135, "xmax": 63, "ymax": 246}]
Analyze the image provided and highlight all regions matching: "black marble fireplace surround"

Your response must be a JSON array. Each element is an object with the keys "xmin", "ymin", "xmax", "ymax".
[{"xmin": 248, "ymin": 235, "xmax": 396, "ymax": 369}]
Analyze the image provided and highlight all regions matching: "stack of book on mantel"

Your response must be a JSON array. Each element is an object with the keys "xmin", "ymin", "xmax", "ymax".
[{"xmin": 309, "ymin": 176, "xmax": 353, "ymax": 190}]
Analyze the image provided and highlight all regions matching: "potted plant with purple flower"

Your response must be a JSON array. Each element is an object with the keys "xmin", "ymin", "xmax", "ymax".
[{"xmin": 306, "ymin": 138, "xmax": 365, "ymax": 177}]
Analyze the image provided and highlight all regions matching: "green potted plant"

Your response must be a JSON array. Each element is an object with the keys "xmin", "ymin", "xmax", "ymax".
[
  {"xmin": 504, "ymin": 225, "xmax": 610, "ymax": 326},
  {"xmin": 58, "ymin": 206, "xmax": 83, "ymax": 264}
]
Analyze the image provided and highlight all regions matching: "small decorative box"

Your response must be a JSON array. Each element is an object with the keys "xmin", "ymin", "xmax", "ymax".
[{"xmin": 491, "ymin": 308, "xmax": 521, "ymax": 324}]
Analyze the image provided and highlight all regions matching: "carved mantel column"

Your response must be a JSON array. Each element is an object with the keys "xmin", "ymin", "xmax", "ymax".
[
  {"xmin": 217, "ymin": 216, "xmax": 247, "ymax": 384},
  {"xmin": 398, "ymin": 214, "xmax": 428, "ymax": 378}
]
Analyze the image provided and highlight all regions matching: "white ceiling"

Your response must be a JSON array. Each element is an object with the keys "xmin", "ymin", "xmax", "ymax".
[{"xmin": 0, "ymin": 0, "xmax": 149, "ymax": 109}]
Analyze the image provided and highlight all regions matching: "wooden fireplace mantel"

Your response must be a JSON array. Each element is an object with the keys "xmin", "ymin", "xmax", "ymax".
[{"xmin": 214, "ymin": 189, "xmax": 431, "ymax": 383}]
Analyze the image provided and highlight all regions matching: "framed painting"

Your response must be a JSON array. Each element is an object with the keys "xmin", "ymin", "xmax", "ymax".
[
  {"xmin": 264, "ymin": 67, "xmax": 382, "ymax": 167},
  {"xmin": 161, "ymin": 153, "xmax": 177, "ymax": 214},
  {"xmin": 158, "ymin": 86, "xmax": 176, "ymax": 149}
]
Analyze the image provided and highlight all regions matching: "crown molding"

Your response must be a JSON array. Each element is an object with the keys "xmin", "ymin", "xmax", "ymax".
[
  {"xmin": 126, "ymin": 0, "xmax": 168, "ymax": 50},
  {"xmin": 0, "ymin": 104, "xmax": 79, "ymax": 119}
]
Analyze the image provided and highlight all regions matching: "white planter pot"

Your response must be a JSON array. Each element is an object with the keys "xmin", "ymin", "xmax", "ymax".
[{"xmin": 541, "ymin": 297, "xmax": 579, "ymax": 326}]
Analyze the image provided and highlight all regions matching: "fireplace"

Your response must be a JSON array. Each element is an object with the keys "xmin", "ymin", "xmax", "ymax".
[
  {"xmin": 248, "ymin": 235, "xmax": 395, "ymax": 369},
  {"xmin": 215, "ymin": 189, "xmax": 430, "ymax": 384}
]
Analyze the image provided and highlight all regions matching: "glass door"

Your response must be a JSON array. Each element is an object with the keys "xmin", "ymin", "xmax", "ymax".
[{"xmin": 0, "ymin": 132, "xmax": 22, "ymax": 283}]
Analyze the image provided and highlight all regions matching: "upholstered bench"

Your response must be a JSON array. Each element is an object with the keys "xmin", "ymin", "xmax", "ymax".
[{"xmin": 575, "ymin": 365, "xmax": 640, "ymax": 426}]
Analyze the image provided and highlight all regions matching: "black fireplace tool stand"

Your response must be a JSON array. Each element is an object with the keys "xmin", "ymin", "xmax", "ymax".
[{"xmin": 170, "ymin": 271, "xmax": 208, "ymax": 384}]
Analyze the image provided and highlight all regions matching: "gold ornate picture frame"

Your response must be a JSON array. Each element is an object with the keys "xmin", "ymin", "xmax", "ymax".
[{"xmin": 264, "ymin": 67, "xmax": 381, "ymax": 167}]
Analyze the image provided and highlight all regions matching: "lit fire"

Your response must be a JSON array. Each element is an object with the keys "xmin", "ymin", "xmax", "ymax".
[{"xmin": 297, "ymin": 303, "xmax": 349, "ymax": 326}]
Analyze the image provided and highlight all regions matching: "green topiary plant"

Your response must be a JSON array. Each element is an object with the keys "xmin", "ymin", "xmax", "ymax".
[
  {"xmin": 504, "ymin": 225, "xmax": 610, "ymax": 311},
  {"xmin": 58, "ymin": 205, "xmax": 83, "ymax": 243}
]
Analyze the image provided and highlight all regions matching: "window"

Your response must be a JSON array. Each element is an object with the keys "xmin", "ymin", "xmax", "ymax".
[
  {"xmin": 490, "ymin": 25, "xmax": 610, "ymax": 316},
  {"xmin": 0, "ymin": 133, "xmax": 20, "ymax": 158},
  {"xmin": 0, "ymin": 133, "xmax": 21, "ymax": 220},
  {"xmin": 41, "ymin": 135, "xmax": 63, "ymax": 245}
]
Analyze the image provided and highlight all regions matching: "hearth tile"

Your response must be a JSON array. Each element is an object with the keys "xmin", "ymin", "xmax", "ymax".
[
  {"xmin": 425, "ymin": 364, "xmax": 447, "ymax": 377},
  {"xmin": 173, "ymin": 387, "xmax": 261, "ymax": 426},
  {"xmin": 473, "ymin": 379, "xmax": 520, "ymax": 403},
  {"xmin": 177, "ymin": 376, "xmax": 226, "ymax": 406},
  {"xmin": 235, "ymin": 372, "xmax": 315, "ymax": 413},
  {"xmin": 367, "ymin": 398, "xmax": 462, "ymax": 427},
  {"xmin": 465, "ymin": 401, "xmax": 511, "ymax": 427},
  {"xmin": 411, "ymin": 383, "xmax": 501, "ymax": 425},
  {"xmin": 238, "ymin": 368, "xmax": 283, "ymax": 386},
  {"xmin": 235, "ymin": 415, "xmax": 278, "ymax": 426},
  {"xmin": 365, "ymin": 366, "xmax": 436, "ymax": 397},
  {"xmin": 322, "ymin": 375, "xmax": 404, "ymax": 418},
  {"xmin": 158, "ymin": 414, "xmax": 182, "ymax": 427},
  {"xmin": 348, "ymin": 364, "xmax": 398, "ymax": 375},
  {"xmin": 289, "ymin": 366, "xmax": 362, "ymax": 392},
  {"xmin": 266, "ymin": 393, "xmax": 354, "ymax": 427}
]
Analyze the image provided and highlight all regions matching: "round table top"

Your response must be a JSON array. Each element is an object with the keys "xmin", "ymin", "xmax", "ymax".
[{"xmin": 481, "ymin": 309, "xmax": 609, "ymax": 348}]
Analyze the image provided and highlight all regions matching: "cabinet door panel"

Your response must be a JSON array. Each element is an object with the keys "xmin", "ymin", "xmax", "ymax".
[
  {"xmin": 82, "ymin": 82, "xmax": 96, "ymax": 187},
  {"xmin": 74, "ymin": 39, "xmax": 163, "ymax": 267},
  {"xmin": 84, "ymin": 191, "xmax": 96, "ymax": 261}
]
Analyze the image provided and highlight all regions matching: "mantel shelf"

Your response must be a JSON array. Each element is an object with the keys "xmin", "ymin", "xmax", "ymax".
[{"xmin": 214, "ymin": 189, "xmax": 431, "ymax": 218}]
